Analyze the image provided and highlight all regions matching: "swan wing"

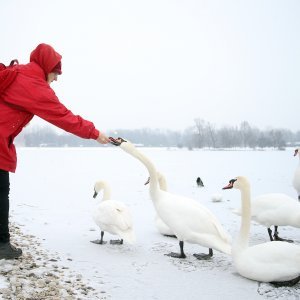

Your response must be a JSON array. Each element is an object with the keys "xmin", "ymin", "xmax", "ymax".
[
  {"xmin": 251, "ymin": 194, "xmax": 300, "ymax": 226},
  {"xmin": 254, "ymin": 193, "xmax": 295, "ymax": 205},
  {"xmin": 233, "ymin": 199, "xmax": 282, "ymax": 219},
  {"xmin": 156, "ymin": 192, "xmax": 231, "ymax": 242},
  {"xmin": 155, "ymin": 215, "xmax": 174, "ymax": 235},
  {"xmin": 93, "ymin": 200, "xmax": 133, "ymax": 230},
  {"xmin": 236, "ymin": 242, "xmax": 300, "ymax": 282},
  {"xmin": 234, "ymin": 193, "xmax": 299, "ymax": 225},
  {"xmin": 293, "ymin": 166, "xmax": 300, "ymax": 192}
]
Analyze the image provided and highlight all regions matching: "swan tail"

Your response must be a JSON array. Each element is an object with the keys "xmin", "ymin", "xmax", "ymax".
[
  {"xmin": 119, "ymin": 230, "xmax": 136, "ymax": 244},
  {"xmin": 220, "ymin": 244, "xmax": 232, "ymax": 255},
  {"xmin": 209, "ymin": 237, "xmax": 232, "ymax": 255},
  {"xmin": 192, "ymin": 233, "xmax": 232, "ymax": 255},
  {"xmin": 211, "ymin": 221, "xmax": 232, "ymax": 245},
  {"xmin": 208, "ymin": 240, "xmax": 231, "ymax": 255}
]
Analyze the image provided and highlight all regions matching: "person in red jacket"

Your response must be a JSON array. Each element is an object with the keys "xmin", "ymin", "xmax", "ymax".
[{"xmin": 0, "ymin": 43, "xmax": 110, "ymax": 259}]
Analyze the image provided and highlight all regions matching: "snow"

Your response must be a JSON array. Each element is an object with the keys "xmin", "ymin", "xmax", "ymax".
[{"xmin": 1, "ymin": 147, "xmax": 300, "ymax": 299}]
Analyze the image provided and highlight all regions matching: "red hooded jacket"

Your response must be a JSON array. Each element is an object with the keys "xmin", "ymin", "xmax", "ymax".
[{"xmin": 0, "ymin": 44, "xmax": 99, "ymax": 172}]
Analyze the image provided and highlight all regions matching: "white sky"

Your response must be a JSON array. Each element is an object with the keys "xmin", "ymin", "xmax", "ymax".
[{"xmin": 1, "ymin": 0, "xmax": 300, "ymax": 132}]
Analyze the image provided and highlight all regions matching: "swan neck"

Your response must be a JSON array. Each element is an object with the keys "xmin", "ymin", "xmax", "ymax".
[
  {"xmin": 102, "ymin": 186, "xmax": 111, "ymax": 201},
  {"xmin": 158, "ymin": 176, "xmax": 168, "ymax": 191},
  {"xmin": 131, "ymin": 148, "xmax": 159, "ymax": 192},
  {"xmin": 237, "ymin": 186, "xmax": 251, "ymax": 249}
]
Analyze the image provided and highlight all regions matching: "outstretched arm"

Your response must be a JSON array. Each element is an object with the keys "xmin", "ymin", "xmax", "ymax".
[{"xmin": 97, "ymin": 133, "xmax": 110, "ymax": 144}]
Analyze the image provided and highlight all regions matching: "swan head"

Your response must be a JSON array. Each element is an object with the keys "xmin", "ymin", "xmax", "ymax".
[
  {"xmin": 144, "ymin": 172, "xmax": 167, "ymax": 190},
  {"xmin": 294, "ymin": 148, "xmax": 299, "ymax": 157},
  {"xmin": 222, "ymin": 176, "xmax": 250, "ymax": 191},
  {"xmin": 109, "ymin": 137, "xmax": 136, "ymax": 154},
  {"xmin": 93, "ymin": 181, "xmax": 109, "ymax": 198}
]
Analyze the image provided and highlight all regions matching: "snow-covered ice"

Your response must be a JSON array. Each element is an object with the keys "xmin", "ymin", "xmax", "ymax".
[{"xmin": 1, "ymin": 147, "xmax": 299, "ymax": 299}]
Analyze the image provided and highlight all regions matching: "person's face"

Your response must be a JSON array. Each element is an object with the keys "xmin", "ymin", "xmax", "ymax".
[{"xmin": 47, "ymin": 72, "xmax": 59, "ymax": 84}]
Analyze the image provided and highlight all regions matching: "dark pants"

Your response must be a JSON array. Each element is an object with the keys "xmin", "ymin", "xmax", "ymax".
[{"xmin": 0, "ymin": 169, "xmax": 10, "ymax": 243}]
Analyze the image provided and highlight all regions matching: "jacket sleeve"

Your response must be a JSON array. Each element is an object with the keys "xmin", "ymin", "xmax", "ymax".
[{"xmin": 5, "ymin": 75, "xmax": 100, "ymax": 140}]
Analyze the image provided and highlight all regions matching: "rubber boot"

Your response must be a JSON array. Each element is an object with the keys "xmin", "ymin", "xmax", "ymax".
[{"xmin": 0, "ymin": 242, "xmax": 22, "ymax": 259}]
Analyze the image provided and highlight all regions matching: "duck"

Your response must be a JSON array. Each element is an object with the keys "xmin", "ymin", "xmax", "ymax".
[
  {"xmin": 91, "ymin": 180, "xmax": 136, "ymax": 245},
  {"xmin": 111, "ymin": 137, "xmax": 231, "ymax": 260},
  {"xmin": 145, "ymin": 172, "xmax": 176, "ymax": 238},
  {"xmin": 292, "ymin": 148, "xmax": 300, "ymax": 201},
  {"xmin": 234, "ymin": 193, "xmax": 300, "ymax": 242},
  {"xmin": 196, "ymin": 177, "xmax": 204, "ymax": 187},
  {"xmin": 223, "ymin": 176, "xmax": 300, "ymax": 286}
]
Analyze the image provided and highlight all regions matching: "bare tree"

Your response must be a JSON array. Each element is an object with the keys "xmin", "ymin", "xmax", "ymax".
[
  {"xmin": 269, "ymin": 129, "xmax": 286, "ymax": 149},
  {"xmin": 206, "ymin": 121, "xmax": 216, "ymax": 148},
  {"xmin": 217, "ymin": 126, "xmax": 240, "ymax": 148},
  {"xmin": 194, "ymin": 118, "xmax": 206, "ymax": 148},
  {"xmin": 16, "ymin": 119, "xmax": 295, "ymax": 149}
]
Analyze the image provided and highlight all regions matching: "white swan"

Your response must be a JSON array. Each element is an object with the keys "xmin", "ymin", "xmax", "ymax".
[
  {"xmin": 145, "ymin": 172, "xmax": 176, "ymax": 238},
  {"xmin": 293, "ymin": 148, "xmax": 300, "ymax": 201},
  {"xmin": 234, "ymin": 193, "xmax": 300, "ymax": 242},
  {"xmin": 223, "ymin": 176, "xmax": 300, "ymax": 286},
  {"xmin": 91, "ymin": 180, "xmax": 136, "ymax": 245},
  {"xmin": 113, "ymin": 138, "xmax": 231, "ymax": 259}
]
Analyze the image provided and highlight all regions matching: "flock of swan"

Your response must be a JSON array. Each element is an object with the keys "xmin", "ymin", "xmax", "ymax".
[{"xmin": 91, "ymin": 139, "xmax": 300, "ymax": 287}]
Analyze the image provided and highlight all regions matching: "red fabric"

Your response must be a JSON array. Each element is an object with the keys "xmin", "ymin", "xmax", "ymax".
[
  {"xmin": 0, "ymin": 61, "xmax": 18, "ymax": 97},
  {"xmin": 0, "ymin": 69, "xmax": 18, "ymax": 96},
  {"xmin": 51, "ymin": 61, "xmax": 62, "ymax": 74},
  {"xmin": 30, "ymin": 43, "xmax": 62, "ymax": 78},
  {"xmin": 0, "ymin": 44, "xmax": 99, "ymax": 172}
]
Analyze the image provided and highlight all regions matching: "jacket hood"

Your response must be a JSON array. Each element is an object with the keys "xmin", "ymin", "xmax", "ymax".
[{"xmin": 30, "ymin": 43, "xmax": 62, "ymax": 76}]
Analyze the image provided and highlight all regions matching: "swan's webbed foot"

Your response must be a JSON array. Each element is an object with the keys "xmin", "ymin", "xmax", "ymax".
[
  {"xmin": 165, "ymin": 252, "xmax": 186, "ymax": 259},
  {"xmin": 267, "ymin": 228, "xmax": 274, "ymax": 241},
  {"xmin": 90, "ymin": 239, "xmax": 107, "ymax": 245},
  {"xmin": 110, "ymin": 239, "xmax": 123, "ymax": 245},
  {"xmin": 165, "ymin": 240, "xmax": 186, "ymax": 258},
  {"xmin": 193, "ymin": 248, "xmax": 213, "ymax": 260},
  {"xmin": 91, "ymin": 231, "xmax": 106, "ymax": 244},
  {"xmin": 163, "ymin": 234, "xmax": 177, "ymax": 238},
  {"xmin": 273, "ymin": 226, "xmax": 293, "ymax": 243},
  {"xmin": 270, "ymin": 275, "xmax": 300, "ymax": 287},
  {"xmin": 273, "ymin": 234, "xmax": 294, "ymax": 243}
]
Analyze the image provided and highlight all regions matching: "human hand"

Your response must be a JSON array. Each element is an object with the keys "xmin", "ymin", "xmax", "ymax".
[{"xmin": 96, "ymin": 133, "xmax": 110, "ymax": 144}]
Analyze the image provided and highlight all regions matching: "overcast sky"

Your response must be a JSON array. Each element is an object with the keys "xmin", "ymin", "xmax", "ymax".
[{"xmin": 2, "ymin": 0, "xmax": 300, "ymax": 133}]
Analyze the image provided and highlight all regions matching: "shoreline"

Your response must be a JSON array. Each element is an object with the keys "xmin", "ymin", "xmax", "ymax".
[{"xmin": 0, "ymin": 222, "xmax": 109, "ymax": 300}]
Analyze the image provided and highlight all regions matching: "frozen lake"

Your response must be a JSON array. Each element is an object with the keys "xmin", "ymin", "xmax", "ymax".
[{"xmin": 5, "ymin": 146, "xmax": 300, "ymax": 299}]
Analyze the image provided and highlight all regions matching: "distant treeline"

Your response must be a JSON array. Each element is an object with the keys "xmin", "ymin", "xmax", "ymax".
[{"xmin": 15, "ymin": 119, "xmax": 300, "ymax": 149}]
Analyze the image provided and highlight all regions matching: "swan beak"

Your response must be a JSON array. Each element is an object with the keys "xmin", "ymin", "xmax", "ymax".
[
  {"xmin": 144, "ymin": 177, "xmax": 150, "ymax": 185},
  {"xmin": 109, "ymin": 137, "xmax": 121, "ymax": 146},
  {"xmin": 93, "ymin": 191, "xmax": 98, "ymax": 198},
  {"xmin": 109, "ymin": 137, "xmax": 127, "ymax": 146},
  {"xmin": 222, "ymin": 183, "xmax": 233, "ymax": 190},
  {"xmin": 222, "ymin": 179, "xmax": 237, "ymax": 190},
  {"xmin": 294, "ymin": 149, "xmax": 298, "ymax": 156}
]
